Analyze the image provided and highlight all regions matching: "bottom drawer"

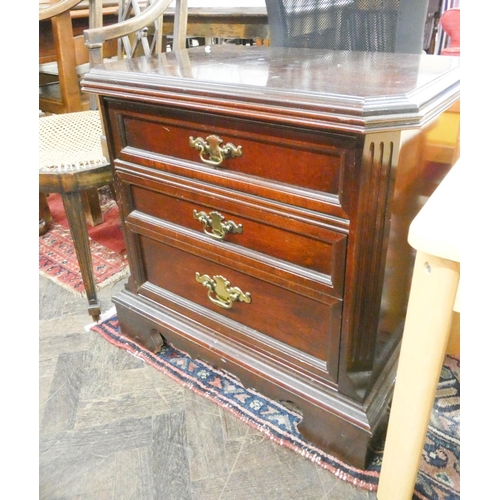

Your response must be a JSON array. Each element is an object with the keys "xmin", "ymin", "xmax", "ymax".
[{"xmin": 136, "ymin": 233, "xmax": 342, "ymax": 383}]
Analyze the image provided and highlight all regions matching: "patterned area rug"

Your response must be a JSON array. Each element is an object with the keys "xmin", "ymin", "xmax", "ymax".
[
  {"xmin": 91, "ymin": 314, "xmax": 460, "ymax": 499},
  {"xmin": 39, "ymin": 190, "xmax": 129, "ymax": 296}
]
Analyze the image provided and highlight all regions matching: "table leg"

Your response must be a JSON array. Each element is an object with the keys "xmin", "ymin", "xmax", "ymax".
[{"xmin": 377, "ymin": 250, "xmax": 460, "ymax": 499}]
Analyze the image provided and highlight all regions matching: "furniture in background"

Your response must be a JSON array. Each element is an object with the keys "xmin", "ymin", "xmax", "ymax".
[
  {"xmin": 423, "ymin": 0, "xmax": 444, "ymax": 54},
  {"xmin": 433, "ymin": 0, "xmax": 460, "ymax": 55},
  {"xmin": 161, "ymin": 4, "xmax": 269, "ymax": 47},
  {"xmin": 439, "ymin": 7, "xmax": 460, "ymax": 56},
  {"xmin": 264, "ymin": 0, "xmax": 429, "ymax": 53},
  {"xmin": 39, "ymin": 0, "xmax": 269, "ymax": 116},
  {"xmin": 39, "ymin": 0, "xmax": 180, "ymax": 321},
  {"xmin": 82, "ymin": 43, "xmax": 459, "ymax": 467},
  {"xmin": 378, "ymin": 159, "xmax": 461, "ymax": 499},
  {"xmin": 39, "ymin": 0, "xmax": 121, "ymax": 114},
  {"xmin": 39, "ymin": 0, "xmax": 87, "ymax": 114}
]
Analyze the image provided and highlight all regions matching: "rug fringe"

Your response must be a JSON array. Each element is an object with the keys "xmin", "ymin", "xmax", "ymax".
[
  {"xmin": 39, "ymin": 269, "xmax": 89, "ymax": 297},
  {"xmin": 84, "ymin": 306, "xmax": 117, "ymax": 331},
  {"xmin": 39, "ymin": 267, "xmax": 129, "ymax": 298},
  {"xmin": 94, "ymin": 267, "xmax": 129, "ymax": 293}
]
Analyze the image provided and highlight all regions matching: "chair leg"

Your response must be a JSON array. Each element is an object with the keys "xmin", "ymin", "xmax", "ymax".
[
  {"xmin": 61, "ymin": 191, "xmax": 101, "ymax": 321},
  {"xmin": 39, "ymin": 218, "xmax": 50, "ymax": 236},
  {"xmin": 82, "ymin": 188, "xmax": 104, "ymax": 227},
  {"xmin": 107, "ymin": 182, "xmax": 117, "ymax": 200},
  {"xmin": 39, "ymin": 192, "xmax": 53, "ymax": 221},
  {"xmin": 39, "ymin": 193, "xmax": 52, "ymax": 236}
]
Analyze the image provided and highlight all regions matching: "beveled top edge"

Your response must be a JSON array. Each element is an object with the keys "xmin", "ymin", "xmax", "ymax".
[{"xmin": 82, "ymin": 45, "xmax": 460, "ymax": 133}]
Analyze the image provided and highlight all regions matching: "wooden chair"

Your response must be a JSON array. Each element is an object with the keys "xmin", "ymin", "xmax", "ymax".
[
  {"xmin": 39, "ymin": 0, "xmax": 122, "ymax": 114},
  {"xmin": 39, "ymin": 0, "xmax": 187, "ymax": 321},
  {"xmin": 440, "ymin": 8, "xmax": 460, "ymax": 56},
  {"xmin": 39, "ymin": 0, "xmax": 87, "ymax": 113}
]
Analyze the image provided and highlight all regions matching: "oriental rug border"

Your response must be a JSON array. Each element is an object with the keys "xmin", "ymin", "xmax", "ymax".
[{"xmin": 91, "ymin": 313, "xmax": 460, "ymax": 499}]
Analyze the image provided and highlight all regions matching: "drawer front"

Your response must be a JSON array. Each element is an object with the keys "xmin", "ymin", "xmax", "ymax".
[
  {"xmin": 107, "ymin": 101, "xmax": 356, "ymax": 218},
  {"xmin": 135, "ymin": 231, "xmax": 342, "ymax": 379},
  {"xmin": 122, "ymin": 170, "xmax": 346, "ymax": 296}
]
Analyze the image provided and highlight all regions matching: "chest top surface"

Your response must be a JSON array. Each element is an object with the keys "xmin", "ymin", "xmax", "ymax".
[{"xmin": 82, "ymin": 45, "xmax": 460, "ymax": 132}]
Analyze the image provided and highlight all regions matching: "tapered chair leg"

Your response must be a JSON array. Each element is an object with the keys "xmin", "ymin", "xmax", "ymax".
[
  {"xmin": 83, "ymin": 188, "xmax": 104, "ymax": 226},
  {"xmin": 61, "ymin": 191, "xmax": 101, "ymax": 321},
  {"xmin": 39, "ymin": 193, "xmax": 53, "ymax": 235},
  {"xmin": 39, "ymin": 192, "xmax": 52, "ymax": 222}
]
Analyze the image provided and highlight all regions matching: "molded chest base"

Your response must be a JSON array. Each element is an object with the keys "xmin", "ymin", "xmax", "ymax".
[{"xmin": 113, "ymin": 289, "xmax": 396, "ymax": 468}]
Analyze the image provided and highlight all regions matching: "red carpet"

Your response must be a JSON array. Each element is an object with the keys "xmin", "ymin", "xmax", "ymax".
[{"xmin": 39, "ymin": 190, "xmax": 129, "ymax": 295}]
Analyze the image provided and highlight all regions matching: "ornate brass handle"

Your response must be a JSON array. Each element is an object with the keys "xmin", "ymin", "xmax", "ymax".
[
  {"xmin": 193, "ymin": 210, "xmax": 243, "ymax": 240},
  {"xmin": 189, "ymin": 134, "xmax": 243, "ymax": 166},
  {"xmin": 195, "ymin": 272, "xmax": 251, "ymax": 309}
]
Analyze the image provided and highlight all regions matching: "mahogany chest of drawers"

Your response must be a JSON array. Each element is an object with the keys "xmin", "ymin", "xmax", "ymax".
[{"xmin": 83, "ymin": 46, "xmax": 460, "ymax": 468}]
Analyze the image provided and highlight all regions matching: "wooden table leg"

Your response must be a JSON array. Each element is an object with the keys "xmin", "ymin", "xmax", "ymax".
[{"xmin": 377, "ymin": 250, "xmax": 460, "ymax": 499}]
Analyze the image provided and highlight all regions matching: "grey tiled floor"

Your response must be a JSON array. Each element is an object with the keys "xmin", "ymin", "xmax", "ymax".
[{"xmin": 39, "ymin": 273, "xmax": 378, "ymax": 499}]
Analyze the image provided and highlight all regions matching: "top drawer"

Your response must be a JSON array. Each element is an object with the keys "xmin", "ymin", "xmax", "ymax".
[{"xmin": 106, "ymin": 100, "xmax": 355, "ymax": 217}]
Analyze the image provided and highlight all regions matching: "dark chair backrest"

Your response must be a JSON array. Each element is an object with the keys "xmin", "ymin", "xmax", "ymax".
[{"xmin": 264, "ymin": 0, "xmax": 429, "ymax": 54}]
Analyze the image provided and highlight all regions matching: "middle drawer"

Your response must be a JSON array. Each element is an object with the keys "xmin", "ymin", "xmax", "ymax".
[{"xmin": 120, "ymin": 167, "xmax": 347, "ymax": 297}]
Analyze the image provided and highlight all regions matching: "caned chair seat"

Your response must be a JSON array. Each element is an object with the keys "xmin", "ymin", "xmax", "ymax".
[
  {"xmin": 39, "ymin": 110, "xmax": 108, "ymax": 172},
  {"xmin": 38, "ymin": 0, "xmax": 185, "ymax": 321},
  {"xmin": 39, "ymin": 111, "xmax": 114, "ymax": 321}
]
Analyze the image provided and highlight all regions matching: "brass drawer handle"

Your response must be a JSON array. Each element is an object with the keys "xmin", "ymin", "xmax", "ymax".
[
  {"xmin": 195, "ymin": 272, "xmax": 251, "ymax": 309},
  {"xmin": 189, "ymin": 134, "xmax": 243, "ymax": 166},
  {"xmin": 193, "ymin": 210, "xmax": 243, "ymax": 240}
]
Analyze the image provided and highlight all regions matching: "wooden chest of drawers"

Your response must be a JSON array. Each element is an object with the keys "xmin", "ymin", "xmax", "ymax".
[{"xmin": 83, "ymin": 46, "xmax": 460, "ymax": 468}]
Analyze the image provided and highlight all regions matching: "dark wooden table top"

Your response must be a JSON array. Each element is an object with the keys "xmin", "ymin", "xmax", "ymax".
[{"xmin": 83, "ymin": 45, "xmax": 460, "ymax": 133}]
